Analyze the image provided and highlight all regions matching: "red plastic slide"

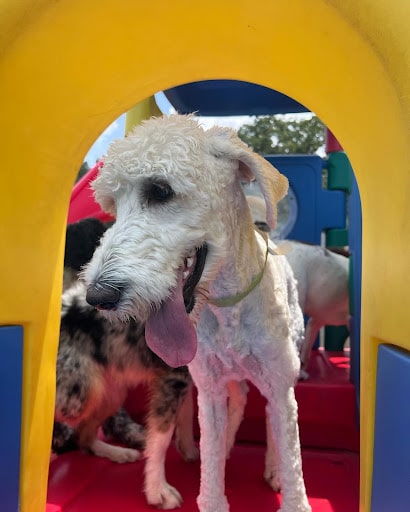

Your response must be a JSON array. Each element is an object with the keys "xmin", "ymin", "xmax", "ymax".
[{"xmin": 67, "ymin": 162, "xmax": 113, "ymax": 224}]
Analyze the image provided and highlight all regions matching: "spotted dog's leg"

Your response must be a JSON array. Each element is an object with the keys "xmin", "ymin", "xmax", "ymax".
[
  {"xmin": 144, "ymin": 371, "xmax": 192, "ymax": 509},
  {"xmin": 79, "ymin": 417, "xmax": 140, "ymax": 464},
  {"xmin": 174, "ymin": 381, "xmax": 199, "ymax": 461},
  {"xmin": 52, "ymin": 421, "xmax": 79, "ymax": 454},
  {"xmin": 89, "ymin": 438, "xmax": 141, "ymax": 463},
  {"xmin": 102, "ymin": 408, "xmax": 146, "ymax": 449}
]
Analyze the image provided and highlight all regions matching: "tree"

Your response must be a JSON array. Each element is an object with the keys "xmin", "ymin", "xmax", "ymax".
[
  {"xmin": 238, "ymin": 115, "xmax": 325, "ymax": 155},
  {"xmin": 75, "ymin": 161, "xmax": 90, "ymax": 183}
]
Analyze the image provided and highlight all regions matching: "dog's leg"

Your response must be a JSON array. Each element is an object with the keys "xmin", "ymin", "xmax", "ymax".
[
  {"xmin": 52, "ymin": 421, "xmax": 79, "ymax": 454},
  {"xmin": 78, "ymin": 415, "xmax": 141, "ymax": 464},
  {"xmin": 79, "ymin": 419, "xmax": 141, "ymax": 463},
  {"xmin": 102, "ymin": 408, "xmax": 146, "ymax": 449},
  {"xmin": 144, "ymin": 373, "xmax": 191, "ymax": 509},
  {"xmin": 265, "ymin": 387, "xmax": 311, "ymax": 512},
  {"xmin": 226, "ymin": 380, "xmax": 248, "ymax": 458},
  {"xmin": 299, "ymin": 317, "xmax": 322, "ymax": 380},
  {"xmin": 89, "ymin": 438, "xmax": 141, "ymax": 463},
  {"xmin": 174, "ymin": 381, "xmax": 199, "ymax": 461},
  {"xmin": 144, "ymin": 426, "xmax": 182, "ymax": 509},
  {"xmin": 264, "ymin": 413, "xmax": 281, "ymax": 492},
  {"xmin": 195, "ymin": 385, "xmax": 230, "ymax": 512}
]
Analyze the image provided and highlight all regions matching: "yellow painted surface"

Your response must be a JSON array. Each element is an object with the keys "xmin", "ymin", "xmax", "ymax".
[
  {"xmin": 0, "ymin": 1, "xmax": 408, "ymax": 511},
  {"xmin": 125, "ymin": 97, "xmax": 162, "ymax": 135}
]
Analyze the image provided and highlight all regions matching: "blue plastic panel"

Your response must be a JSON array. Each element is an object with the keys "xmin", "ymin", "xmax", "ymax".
[
  {"xmin": 372, "ymin": 344, "xmax": 410, "ymax": 512},
  {"xmin": 348, "ymin": 175, "xmax": 362, "ymax": 401},
  {"xmin": 0, "ymin": 325, "xmax": 23, "ymax": 512},
  {"xmin": 266, "ymin": 155, "xmax": 346, "ymax": 245},
  {"xmin": 164, "ymin": 80, "xmax": 309, "ymax": 116}
]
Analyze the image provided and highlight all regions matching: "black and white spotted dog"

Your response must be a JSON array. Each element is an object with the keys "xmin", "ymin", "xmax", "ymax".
[
  {"xmin": 53, "ymin": 218, "xmax": 198, "ymax": 507},
  {"xmin": 62, "ymin": 217, "xmax": 109, "ymax": 291}
]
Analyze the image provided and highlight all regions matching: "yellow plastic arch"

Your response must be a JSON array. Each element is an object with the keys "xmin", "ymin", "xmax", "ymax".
[{"xmin": 0, "ymin": 1, "xmax": 408, "ymax": 511}]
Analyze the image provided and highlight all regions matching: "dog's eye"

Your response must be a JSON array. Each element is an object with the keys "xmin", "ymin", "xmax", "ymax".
[
  {"xmin": 254, "ymin": 221, "xmax": 271, "ymax": 233},
  {"xmin": 144, "ymin": 180, "xmax": 175, "ymax": 205}
]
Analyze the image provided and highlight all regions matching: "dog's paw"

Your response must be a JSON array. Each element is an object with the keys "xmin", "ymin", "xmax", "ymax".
[
  {"xmin": 107, "ymin": 446, "xmax": 141, "ymax": 464},
  {"xmin": 277, "ymin": 493, "xmax": 312, "ymax": 512},
  {"xmin": 90, "ymin": 439, "xmax": 141, "ymax": 463},
  {"xmin": 145, "ymin": 483, "xmax": 183, "ymax": 510},
  {"xmin": 197, "ymin": 494, "xmax": 229, "ymax": 512},
  {"xmin": 264, "ymin": 467, "xmax": 281, "ymax": 492},
  {"xmin": 278, "ymin": 503, "xmax": 312, "ymax": 512}
]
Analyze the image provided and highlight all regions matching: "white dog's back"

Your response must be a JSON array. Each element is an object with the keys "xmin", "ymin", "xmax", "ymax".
[{"xmin": 282, "ymin": 241, "xmax": 349, "ymax": 326}]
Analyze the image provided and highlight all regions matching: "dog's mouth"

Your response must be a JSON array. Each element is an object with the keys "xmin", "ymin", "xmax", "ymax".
[
  {"xmin": 145, "ymin": 243, "xmax": 208, "ymax": 368},
  {"xmin": 182, "ymin": 244, "xmax": 208, "ymax": 314}
]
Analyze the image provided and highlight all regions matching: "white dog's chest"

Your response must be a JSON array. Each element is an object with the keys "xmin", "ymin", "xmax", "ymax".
[{"xmin": 191, "ymin": 306, "xmax": 264, "ymax": 382}]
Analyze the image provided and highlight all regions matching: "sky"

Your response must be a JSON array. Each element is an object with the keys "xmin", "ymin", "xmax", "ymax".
[
  {"xmin": 85, "ymin": 115, "xmax": 126, "ymax": 165},
  {"xmin": 85, "ymin": 92, "xmax": 255, "ymax": 165},
  {"xmin": 85, "ymin": 91, "xmax": 318, "ymax": 165}
]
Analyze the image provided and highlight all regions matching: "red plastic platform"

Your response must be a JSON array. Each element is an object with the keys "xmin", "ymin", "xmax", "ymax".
[{"xmin": 47, "ymin": 350, "xmax": 359, "ymax": 511}]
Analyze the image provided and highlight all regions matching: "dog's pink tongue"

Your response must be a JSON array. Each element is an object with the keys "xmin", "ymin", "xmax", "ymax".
[{"xmin": 145, "ymin": 270, "xmax": 197, "ymax": 368}]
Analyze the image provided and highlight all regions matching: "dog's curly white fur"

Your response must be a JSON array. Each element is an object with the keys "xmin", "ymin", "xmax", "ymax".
[{"xmin": 84, "ymin": 115, "xmax": 311, "ymax": 512}]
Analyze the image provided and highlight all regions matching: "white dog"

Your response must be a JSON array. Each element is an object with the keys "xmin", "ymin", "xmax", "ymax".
[
  {"xmin": 247, "ymin": 195, "xmax": 350, "ymax": 379},
  {"xmin": 84, "ymin": 115, "xmax": 311, "ymax": 512}
]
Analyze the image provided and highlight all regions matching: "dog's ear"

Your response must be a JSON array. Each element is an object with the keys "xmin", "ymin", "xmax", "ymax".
[
  {"xmin": 206, "ymin": 127, "xmax": 288, "ymax": 229},
  {"xmin": 92, "ymin": 173, "xmax": 117, "ymax": 217}
]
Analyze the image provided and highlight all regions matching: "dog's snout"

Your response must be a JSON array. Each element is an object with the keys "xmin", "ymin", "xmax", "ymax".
[{"xmin": 86, "ymin": 283, "xmax": 122, "ymax": 310}]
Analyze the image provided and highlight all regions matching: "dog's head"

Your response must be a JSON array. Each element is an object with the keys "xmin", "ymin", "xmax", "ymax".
[
  {"xmin": 63, "ymin": 217, "xmax": 108, "ymax": 291},
  {"xmin": 65, "ymin": 217, "xmax": 108, "ymax": 271},
  {"xmin": 83, "ymin": 115, "xmax": 288, "ymax": 367},
  {"xmin": 205, "ymin": 125, "xmax": 288, "ymax": 229},
  {"xmin": 246, "ymin": 195, "xmax": 271, "ymax": 235}
]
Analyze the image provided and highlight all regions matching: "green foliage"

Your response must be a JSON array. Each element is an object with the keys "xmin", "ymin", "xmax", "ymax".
[
  {"xmin": 75, "ymin": 161, "xmax": 90, "ymax": 183},
  {"xmin": 238, "ymin": 115, "xmax": 325, "ymax": 155}
]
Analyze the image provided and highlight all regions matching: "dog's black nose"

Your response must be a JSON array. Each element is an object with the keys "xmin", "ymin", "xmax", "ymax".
[{"xmin": 86, "ymin": 283, "xmax": 122, "ymax": 310}]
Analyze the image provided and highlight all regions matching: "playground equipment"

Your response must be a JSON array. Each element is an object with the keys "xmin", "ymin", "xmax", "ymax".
[{"xmin": 0, "ymin": 1, "xmax": 409, "ymax": 511}]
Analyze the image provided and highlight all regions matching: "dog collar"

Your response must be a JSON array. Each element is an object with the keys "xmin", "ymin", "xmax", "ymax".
[{"xmin": 208, "ymin": 241, "xmax": 270, "ymax": 308}]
